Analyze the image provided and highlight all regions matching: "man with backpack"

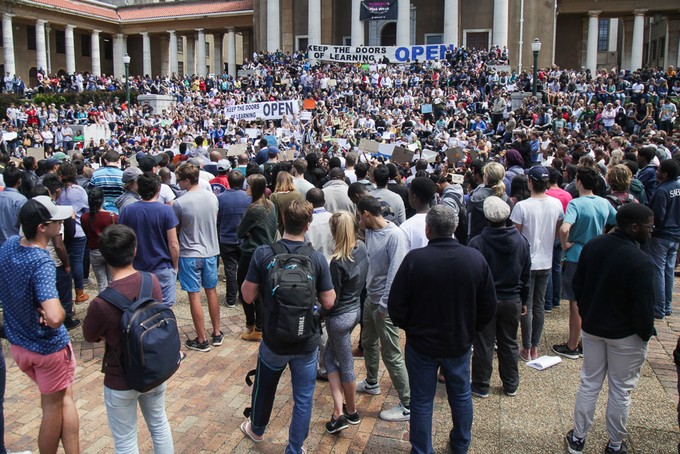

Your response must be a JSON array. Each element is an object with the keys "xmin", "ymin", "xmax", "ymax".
[
  {"xmin": 240, "ymin": 200, "xmax": 335, "ymax": 454},
  {"xmin": 83, "ymin": 224, "xmax": 178, "ymax": 453}
]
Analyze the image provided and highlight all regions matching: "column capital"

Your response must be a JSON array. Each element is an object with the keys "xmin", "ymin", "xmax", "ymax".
[
  {"xmin": 226, "ymin": 27, "xmax": 235, "ymax": 33},
  {"xmin": 65, "ymin": 25, "xmax": 75, "ymax": 31},
  {"xmin": 116, "ymin": 33, "xmax": 124, "ymax": 39},
  {"xmin": 196, "ymin": 28, "xmax": 205, "ymax": 32},
  {"xmin": 92, "ymin": 29, "xmax": 101, "ymax": 35},
  {"xmin": 633, "ymin": 9, "xmax": 647, "ymax": 16},
  {"xmin": 587, "ymin": 10, "xmax": 601, "ymax": 18},
  {"xmin": 168, "ymin": 30, "xmax": 176, "ymax": 34},
  {"xmin": 3, "ymin": 13, "xmax": 15, "ymax": 19},
  {"xmin": 140, "ymin": 31, "xmax": 149, "ymax": 36},
  {"xmin": 36, "ymin": 19, "xmax": 47, "ymax": 26}
]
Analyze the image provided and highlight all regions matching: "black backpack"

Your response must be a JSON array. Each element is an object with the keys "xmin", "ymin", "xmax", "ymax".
[
  {"xmin": 606, "ymin": 193, "xmax": 635, "ymax": 210},
  {"xmin": 99, "ymin": 272, "xmax": 181, "ymax": 392},
  {"xmin": 263, "ymin": 242, "xmax": 320, "ymax": 343}
]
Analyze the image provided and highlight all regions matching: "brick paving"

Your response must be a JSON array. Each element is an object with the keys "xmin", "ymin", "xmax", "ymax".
[{"xmin": 2, "ymin": 278, "xmax": 680, "ymax": 453}]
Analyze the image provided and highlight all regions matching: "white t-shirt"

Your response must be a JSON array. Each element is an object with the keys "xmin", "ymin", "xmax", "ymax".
[
  {"xmin": 399, "ymin": 213, "xmax": 429, "ymax": 251},
  {"xmin": 158, "ymin": 183, "xmax": 176, "ymax": 204},
  {"xmin": 510, "ymin": 196, "xmax": 564, "ymax": 270}
]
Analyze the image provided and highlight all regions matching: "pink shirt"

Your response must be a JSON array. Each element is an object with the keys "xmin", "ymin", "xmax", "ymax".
[{"xmin": 546, "ymin": 187, "xmax": 573, "ymax": 213}]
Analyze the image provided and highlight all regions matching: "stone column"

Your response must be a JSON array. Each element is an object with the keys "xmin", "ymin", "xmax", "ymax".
[
  {"xmin": 351, "ymin": 0, "xmax": 363, "ymax": 46},
  {"xmin": 159, "ymin": 35, "xmax": 168, "ymax": 77},
  {"xmin": 214, "ymin": 33, "xmax": 223, "ymax": 75},
  {"xmin": 196, "ymin": 29, "xmax": 206, "ymax": 76},
  {"xmin": 443, "ymin": 0, "xmax": 459, "ymax": 46},
  {"xmin": 631, "ymin": 10, "xmax": 646, "ymax": 71},
  {"xmin": 492, "ymin": 0, "xmax": 508, "ymax": 48},
  {"xmin": 186, "ymin": 35, "xmax": 195, "ymax": 75},
  {"xmin": 65, "ymin": 25, "xmax": 76, "ymax": 74},
  {"xmin": 91, "ymin": 30, "xmax": 101, "ymax": 76},
  {"xmin": 397, "ymin": 0, "xmax": 410, "ymax": 46},
  {"xmin": 308, "ymin": 0, "xmax": 321, "ymax": 45},
  {"xmin": 2, "ymin": 14, "xmax": 15, "ymax": 78},
  {"xmin": 267, "ymin": 0, "xmax": 280, "ymax": 52},
  {"xmin": 586, "ymin": 11, "xmax": 600, "ymax": 74},
  {"xmin": 168, "ymin": 31, "xmax": 178, "ymax": 75},
  {"xmin": 36, "ymin": 20, "xmax": 47, "ymax": 72},
  {"xmin": 113, "ymin": 33, "xmax": 125, "ymax": 78},
  {"xmin": 140, "ymin": 32, "xmax": 151, "ymax": 76},
  {"xmin": 227, "ymin": 28, "xmax": 237, "ymax": 76}
]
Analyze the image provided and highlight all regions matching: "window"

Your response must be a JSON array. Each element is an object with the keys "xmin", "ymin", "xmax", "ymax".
[
  {"xmin": 81, "ymin": 34, "xmax": 91, "ymax": 57},
  {"xmin": 425, "ymin": 34, "xmax": 443, "ymax": 45},
  {"xmin": 659, "ymin": 37, "xmax": 665, "ymax": 59},
  {"xmin": 205, "ymin": 42, "xmax": 210, "ymax": 58},
  {"xmin": 177, "ymin": 38, "xmax": 183, "ymax": 54},
  {"xmin": 597, "ymin": 19, "xmax": 608, "ymax": 52},
  {"xmin": 56, "ymin": 30, "xmax": 65, "ymax": 54},
  {"xmin": 178, "ymin": 61, "xmax": 184, "ymax": 77},
  {"xmin": 27, "ymin": 25, "xmax": 36, "ymax": 51},
  {"xmin": 296, "ymin": 36, "xmax": 309, "ymax": 52},
  {"xmin": 103, "ymin": 39, "xmax": 113, "ymax": 60},
  {"xmin": 343, "ymin": 36, "xmax": 351, "ymax": 46}
]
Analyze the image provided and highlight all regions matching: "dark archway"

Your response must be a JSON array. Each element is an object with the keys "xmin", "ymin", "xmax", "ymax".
[
  {"xmin": 380, "ymin": 22, "xmax": 396, "ymax": 46},
  {"xmin": 28, "ymin": 67, "xmax": 38, "ymax": 87}
]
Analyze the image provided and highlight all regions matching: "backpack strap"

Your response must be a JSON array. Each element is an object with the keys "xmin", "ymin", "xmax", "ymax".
[
  {"xmin": 98, "ymin": 271, "xmax": 154, "ymax": 312},
  {"xmin": 270, "ymin": 241, "xmax": 288, "ymax": 256}
]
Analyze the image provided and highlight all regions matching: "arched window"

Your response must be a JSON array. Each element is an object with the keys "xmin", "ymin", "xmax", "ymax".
[
  {"xmin": 28, "ymin": 67, "xmax": 39, "ymax": 87},
  {"xmin": 380, "ymin": 22, "xmax": 396, "ymax": 47}
]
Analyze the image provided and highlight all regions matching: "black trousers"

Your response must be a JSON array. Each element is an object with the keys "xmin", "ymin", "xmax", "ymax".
[
  {"xmin": 237, "ymin": 252, "xmax": 262, "ymax": 330},
  {"xmin": 219, "ymin": 243, "xmax": 241, "ymax": 306},
  {"xmin": 471, "ymin": 299, "xmax": 521, "ymax": 394}
]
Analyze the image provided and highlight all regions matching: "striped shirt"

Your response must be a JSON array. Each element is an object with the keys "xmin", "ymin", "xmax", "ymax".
[{"xmin": 90, "ymin": 166, "xmax": 124, "ymax": 214}]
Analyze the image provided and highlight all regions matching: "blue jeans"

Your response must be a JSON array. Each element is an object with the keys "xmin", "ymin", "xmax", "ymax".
[
  {"xmin": 67, "ymin": 236, "xmax": 87, "ymax": 290},
  {"xmin": 0, "ymin": 348, "xmax": 5, "ymax": 454},
  {"xmin": 56, "ymin": 265, "xmax": 74, "ymax": 319},
  {"xmin": 644, "ymin": 237, "xmax": 679, "ymax": 317},
  {"xmin": 545, "ymin": 241, "xmax": 562, "ymax": 310},
  {"xmin": 406, "ymin": 342, "xmax": 472, "ymax": 454},
  {"xmin": 104, "ymin": 382, "xmax": 174, "ymax": 454},
  {"xmin": 252, "ymin": 342, "xmax": 318, "ymax": 454},
  {"xmin": 153, "ymin": 268, "xmax": 177, "ymax": 306}
]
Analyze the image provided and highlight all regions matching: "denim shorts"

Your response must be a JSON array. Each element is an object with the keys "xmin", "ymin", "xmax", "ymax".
[
  {"xmin": 561, "ymin": 261, "xmax": 577, "ymax": 302},
  {"xmin": 178, "ymin": 256, "xmax": 218, "ymax": 292}
]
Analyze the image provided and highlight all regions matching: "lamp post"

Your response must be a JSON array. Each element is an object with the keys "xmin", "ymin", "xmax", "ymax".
[
  {"xmin": 123, "ymin": 53, "xmax": 131, "ymax": 106},
  {"xmin": 531, "ymin": 38, "xmax": 541, "ymax": 98}
]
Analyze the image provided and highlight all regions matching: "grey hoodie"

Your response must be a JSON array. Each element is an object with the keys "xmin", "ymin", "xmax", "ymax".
[{"xmin": 365, "ymin": 222, "xmax": 408, "ymax": 312}]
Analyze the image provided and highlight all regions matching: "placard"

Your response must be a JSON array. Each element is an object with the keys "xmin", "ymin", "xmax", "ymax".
[
  {"xmin": 445, "ymin": 147, "xmax": 464, "ymax": 164},
  {"xmin": 245, "ymin": 128, "xmax": 260, "ymax": 139},
  {"xmin": 358, "ymin": 139, "xmax": 380, "ymax": 153},
  {"xmin": 382, "ymin": 131, "xmax": 393, "ymax": 140},
  {"xmin": 421, "ymin": 104, "xmax": 433, "ymax": 114},
  {"xmin": 223, "ymin": 100, "xmax": 299, "ymax": 121},
  {"xmin": 300, "ymin": 111, "xmax": 312, "ymax": 121},
  {"xmin": 378, "ymin": 143, "xmax": 395, "ymax": 157},
  {"xmin": 391, "ymin": 146, "xmax": 414, "ymax": 164},
  {"xmin": 421, "ymin": 149, "xmax": 438, "ymax": 163},
  {"xmin": 27, "ymin": 147, "xmax": 45, "ymax": 160},
  {"xmin": 307, "ymin": 44, "xmax": 456, "ymax": 64},
  {"xmin": 303, "ymin": 99, "xmax": 317, "ymax": 110},
  {"xmin": 227, "ymin": 143, "xmax": 247, "ymax": 157},
  {"xmin": 264, "ymin": 135, "xmax": 278, "ymax": 146}
]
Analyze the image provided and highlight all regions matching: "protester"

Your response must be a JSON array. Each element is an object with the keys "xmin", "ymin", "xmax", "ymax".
[
  {"xmin": 0, "ymin": 164, "xmax": 27, "ymax": 246},
  {"xmin": 389, "ymin": 204, "xmax": 496, "ymax": 453},
  {"xmin": 80, "ymin": 187, "xmax": 118, "ymax": 293}
]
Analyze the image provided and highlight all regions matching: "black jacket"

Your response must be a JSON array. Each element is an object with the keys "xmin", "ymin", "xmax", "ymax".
[
  {"xmin": 468, "ymin": 226, "xmax": 531, "ymax": 303},
  {"xmin": 388, "ymin": 238, "xmax": 497, "ymax": 358},
  {"xmin": 573, "ymin": 231, "xmax": 656, "ymax": 341}
]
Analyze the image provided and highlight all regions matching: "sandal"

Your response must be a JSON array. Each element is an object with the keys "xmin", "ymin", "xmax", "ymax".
[{"xmin": 240, "ymin": 420, "xmax": 264, "ymax": 443}]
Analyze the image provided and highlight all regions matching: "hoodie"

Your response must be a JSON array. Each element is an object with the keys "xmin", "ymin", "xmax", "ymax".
[
  {"xmin": 467, "ymin": 186, "xmax": 513, "ymax": 239},
  {"xmin": 468, "ymin": 226, "xmax": 531, "ymax": 302}
]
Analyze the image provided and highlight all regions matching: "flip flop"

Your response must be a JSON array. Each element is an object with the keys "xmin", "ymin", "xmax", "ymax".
[{"xmin": 240, "ymin": 420, "xmax": 263, "ymax": 443}]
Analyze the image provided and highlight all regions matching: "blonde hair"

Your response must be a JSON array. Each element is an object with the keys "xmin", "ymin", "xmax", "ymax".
[
  {"xmin": 274, "ymin": 171, "xmax": 296, "ymax": 192},
  {"xmin": 329, "ymin": 211, "xmax": 357, "ymax": 262},
  {"xmin": 483, "ymin": 162, "xmax": 506, "ymax": 197},
  {"xmin": 606, "ymin": 164, "xmax": 632, "ymax": 192}
]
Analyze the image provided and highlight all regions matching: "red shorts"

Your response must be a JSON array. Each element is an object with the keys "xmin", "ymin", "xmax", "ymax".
[{"xmin": 10, "ymin": 343, "xmax": 76, "ymax": 394}]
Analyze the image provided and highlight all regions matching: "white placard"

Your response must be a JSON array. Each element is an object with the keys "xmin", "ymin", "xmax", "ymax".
[
  {"xmin": 378, "ymin": 143, "xmax": 395, "ymax": 156},
  {"xmin": 223, "ymin": 100, "xmax": 299, "ymax": 121},
  {"xmin": 307, "ymin": 44, "xmax": 456, "ymax": 64}
]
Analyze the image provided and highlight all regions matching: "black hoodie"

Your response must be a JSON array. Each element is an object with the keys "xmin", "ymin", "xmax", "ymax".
[{"xmin": 468, "ymin": 226, "xmax": 531, "ymax": 303}]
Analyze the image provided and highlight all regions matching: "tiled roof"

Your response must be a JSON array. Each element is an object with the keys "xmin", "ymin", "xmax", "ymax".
[{"xmin": 23, "ymin": 0, "xmax": 253, "ymax": 21}]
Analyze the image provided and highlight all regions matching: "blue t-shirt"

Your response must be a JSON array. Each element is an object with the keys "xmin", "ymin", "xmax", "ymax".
[
  {"xmin": 563, "ymin": 195, "xmax": 617, "ymax": 263},
  {"xmin": 119, "ymin": 201, "xmax": 179, "ymax": 271},
  {"xmin": 0, "ymin": 236, "xmax": 70, "ymax": 354}
]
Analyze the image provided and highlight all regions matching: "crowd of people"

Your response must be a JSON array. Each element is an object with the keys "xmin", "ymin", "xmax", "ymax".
[{"xmin": 0, "ymin": 44, "xmax": 679, "ymax": 454}]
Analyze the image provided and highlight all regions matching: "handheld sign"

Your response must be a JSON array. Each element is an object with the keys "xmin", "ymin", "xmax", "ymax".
[{"xmin": 391, "ymin": 146, "xmax": 414, "ymax": 164}]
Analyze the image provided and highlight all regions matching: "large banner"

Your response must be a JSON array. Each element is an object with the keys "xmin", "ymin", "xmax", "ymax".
[
  {"xmin": 308, "ymin": 44, "xmax": 456, "ymax": 64},
  {"xmin": 360, "ymin": 1, "xmax": 398, "ymax": 21},
  {"xmin": 223, "ymin": 100, "xmax": 299, "ymax": 121}
]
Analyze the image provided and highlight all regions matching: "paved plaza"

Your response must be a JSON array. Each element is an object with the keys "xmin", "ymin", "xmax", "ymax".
[{"xmin": 3, "ymin": 278, "xmax": 679, "ymax": 453}]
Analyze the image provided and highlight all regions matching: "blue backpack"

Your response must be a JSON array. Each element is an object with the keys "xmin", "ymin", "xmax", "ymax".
[{"xmin": 99, "ymin": 272, "xmax": 181, "ymax": 392}]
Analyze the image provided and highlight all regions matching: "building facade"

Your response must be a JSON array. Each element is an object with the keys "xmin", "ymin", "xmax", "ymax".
[{"xmin": 1, "ymin": 0, "xmax": 679, "ymax": 85}]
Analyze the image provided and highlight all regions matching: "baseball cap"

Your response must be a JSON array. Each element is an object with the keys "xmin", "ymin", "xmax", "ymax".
[
  {"xmin": 20, "ymin": 195, "xmax": 72, "ymax": 226},
  {"xmin": 44, "ymin": 158, "xmax": 60, "ymax": 168},
  {"xmin": 217, "ymin": 159, "xmax": 231, "ymax": 172},
  {"xmin": 122, "ymin": 166, "xmax": 143, "ymax": 183},
  {"xmin": 483, "ymin": 196, "xmax": 510, "ymax": 223},
  {"xmin": 137, "ymin": 155, "xmax": 163, "ymax": 172},
  {"xmin": 527, "ymin": 166, "xmax": 549, "ymax": 181},
  {"xmin": 52, "ymin": 152, "xmax": 69, "ymax": 161}
]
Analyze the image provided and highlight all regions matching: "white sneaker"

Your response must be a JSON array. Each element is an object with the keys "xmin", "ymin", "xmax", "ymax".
[
  {"xmin": 379, "ymin": 403, "xmax": 410, "ymax": 422},
  {"xmin": 8, "ymin": 450, "xmax": 32, "ymax": 454},
  {"xmin": 356, "ymin": 379, "xmax": 381, "ymax": 395}
]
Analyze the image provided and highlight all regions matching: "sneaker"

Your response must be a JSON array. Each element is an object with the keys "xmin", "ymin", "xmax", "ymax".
[
  {"xmin": 185, "ymin": 338, "xmax": 210, "ymax": 352},
  {"xmin": 356, "ymin": 379, "xmax": 381, "ymax": 395},
  {"xmin": 544, "ymin": 307, "xmax": 552, "ymax": 313},
  {"xmin": 471, "ymin": 388, "xmax": 489, "ymax": 398},
  {"xmin": 225, "ymin": 301, "xmax": 236, "ymax": 308},
  {"xmin": 7, "ymin": 450, "xmax": 32, "ymax": 454},
  {"xmin": 325, "ymin": 415, "xmax": 349, "ymax": 434},
  {"xmin": 565, "ymin": 430, "xmax": 584, "ymax": 454},
  {"xmin": 379, "ymin": 403, "xmax": 410, "ymax": 422},
  {"xmin": 552, "ymin": 343, "xmax": 580, "ymax": 360},
  {"xmin": 63, "ymin": 318, "xmax": 81, "ymax": 331},
  {"xmin": 577, "ymin": 342, "xmax": 583, "ymax": 358},
  {"xmin": 343, "ymin": 404, "xmax": 361, "ymax": 425},
  {"xmin": 240, "ymin": 420, "xmax": 263, "ymax": 443},
  {"xmin": 242, "ymin": 329, "xmax": 262, "ymax": 342},
  {"xmin": 212, "ymin": 332, "xmax": 224, "ymax": 346},
  {"xmin": 604, "ymin": 441, "xmax": 627, "ymax": 454},
  {"xmin": 504, "ymin": 388, "xmax": 518, "ymax": 397}
]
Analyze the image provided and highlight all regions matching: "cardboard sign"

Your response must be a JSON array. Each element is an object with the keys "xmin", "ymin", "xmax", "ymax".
[
  {"xmin": 27, "ymin": 147, "xmax": 45, "ymax": 160},
  {"xmin": 282, "ymin": 149, "xmax": 296, "ymax": 161},
  {"xmin": 378, "ymin": 143, "xmax": 395, "ymax": 156},
  {"xmin": 358, "ymin": 139, "xmax": 380, "ymax": 154},
  {"xmin": 303, "ymin": 99, "xmax": 317, "ymax": 110},
  {"xmin": 227, "ymin": 143, "xmax": 247, "ymax": 157},
  {"xmin": 421, "ymin": 149, "xmax": 438, "ymax": 163},
  {"xmin": 245, "ymin": 128, "xmax": 260, "ymax": 139},
  {"xmin": 445, "ymin": 147, "xmax": 464, "ymax": 164},
  {"xmin": 382, "ymin": 131, "xmax": 393, "ymax": 140},
  {"xmin": 421, "ymin": 104, "xmax": 433, "ymax": 114},
  {"xmin": 208, "ymin": 147, "xmax": 227, "ymax": 159},
  {"xmin": 300, "ymin": 111, "xmax": 312, "ymax": 121},
  {"xmin": 264, "ymin": 135, "xmax": 278, "ymax": 146},
  {"xmin": 391, "ymin": 146, "xmax": 414, "ymax": 164}
]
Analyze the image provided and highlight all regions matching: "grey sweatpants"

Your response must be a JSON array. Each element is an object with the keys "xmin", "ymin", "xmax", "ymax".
[{"xmin": 573, "ymin": 331, "xmax": 648, "ymax": 443}]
